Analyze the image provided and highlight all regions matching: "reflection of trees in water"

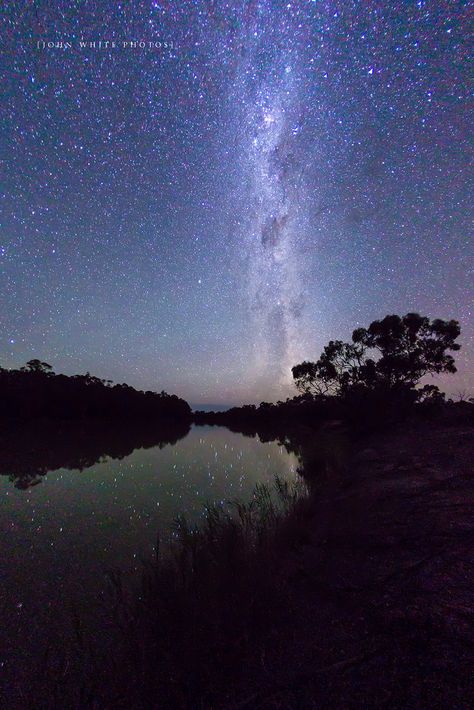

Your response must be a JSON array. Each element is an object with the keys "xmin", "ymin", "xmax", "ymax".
[
  {"xmin": 193, "ymin": 404, "xmax": 351, "ymax": 483},
  {"xmin": 0, "ymin": 420, "xmax": 191, "ymax": 489}
]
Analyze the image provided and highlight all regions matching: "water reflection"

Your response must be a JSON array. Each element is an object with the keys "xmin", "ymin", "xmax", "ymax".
[
  {"xmin": 0, "ymin": 419, "xmax": 191, "ymax": 489},
  {"xmin": 0, "ymin": 424, "xmax": 298, "ymax": 610}
]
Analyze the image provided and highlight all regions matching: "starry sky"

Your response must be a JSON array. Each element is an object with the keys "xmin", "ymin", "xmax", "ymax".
[{"xmin": 2, "ymin": 0, "xmax": 472, "ymax": 404}]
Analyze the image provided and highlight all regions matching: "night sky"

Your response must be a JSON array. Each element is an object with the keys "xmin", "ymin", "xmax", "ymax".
[{"xmin": 2, "ymin": 1, "xmax": 472, "ymax": 404}]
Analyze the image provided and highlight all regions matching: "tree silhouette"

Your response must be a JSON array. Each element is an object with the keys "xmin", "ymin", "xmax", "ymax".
[
  {"xmin": 292, "ymin": 313, "xmax": 461, "ymax": 397},
  {"xmin": 21, "ymin": 359, "xmax": 54, "ymax": 374}
]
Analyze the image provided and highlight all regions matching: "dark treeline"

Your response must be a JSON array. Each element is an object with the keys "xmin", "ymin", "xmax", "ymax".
[
  {"xmin": 194, "ymin": 389, "xmax": 473, "ymax": 437},
  {"xmin": 0, "ymin": 418, "xmax": 191, "ymax": 489},
  {"xmin": 0, "ymin": 359, "xmax": 191, "ymax": 422},
  {"xmin": 194, "ymin": 395, "xmax": 341, "ymax": 436}
]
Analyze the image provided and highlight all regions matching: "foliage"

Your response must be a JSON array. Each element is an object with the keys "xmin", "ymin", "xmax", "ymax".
[
  {"xmin": 20, "ymin": 358, "xmax": 54, "ymax": 374},
  {"xmin": 292, "ymin": 340, "xmax": 366, "ymax": 395},
  {"xmin": 0, "ymin": 362, "xmax": 191, "ymax": 422},
  {"xmin": 292, "ymin": 313, "xmax": 461, "ymax": 397},
  {"xmin": 417, "ymin": 383, "xmax": 446, "ymax": 405},
  {"xmin": 40, "ymin": 477, "xmax": 307, "ymax": 709}
]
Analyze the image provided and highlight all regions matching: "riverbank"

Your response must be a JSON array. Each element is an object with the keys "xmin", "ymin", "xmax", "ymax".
[{"xmin": 226, "ymin": 408, "xmax": 474, "ymax": 709}]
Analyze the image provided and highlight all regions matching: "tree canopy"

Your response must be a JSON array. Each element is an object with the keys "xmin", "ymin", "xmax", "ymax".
[
  {"xmin": 21, "ymin": 359, "xmax": 54, "ymax": 374},
  {"xmin": 292, "ymin": 313, "xmax": 461, "ymax": 397}
]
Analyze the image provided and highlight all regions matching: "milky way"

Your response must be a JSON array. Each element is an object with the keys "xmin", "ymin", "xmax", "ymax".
[
  {"xmin": 2, "ymin": 1, "xmax": 472, "ymax": 404},
  {"xmin": 237, "ymin": 62, "xmax": 307, "ymax": 394}
]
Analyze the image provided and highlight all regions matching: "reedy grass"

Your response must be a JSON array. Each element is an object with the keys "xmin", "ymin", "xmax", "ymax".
[
  {"xmin": 29, "ymin": 476, "xmax": 308, "ymax": 709},
  {"xmin": 102, "ymin": 476, "xmax": 307, "ymax": 708}
]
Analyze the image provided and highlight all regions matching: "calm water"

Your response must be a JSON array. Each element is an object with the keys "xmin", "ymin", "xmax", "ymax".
[{"xmin": 0, "ymin": 424, "xmax": 298, "ymax": 684}]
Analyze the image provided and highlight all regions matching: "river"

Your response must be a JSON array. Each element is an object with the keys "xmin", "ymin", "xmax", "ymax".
[{"xmin": 0, "ymin": 423, "xmax": 298, "ymax": 700}]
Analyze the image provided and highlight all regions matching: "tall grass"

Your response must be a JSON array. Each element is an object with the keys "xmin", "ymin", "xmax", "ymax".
[
  {"xmin": 30, "ymin": 476, "xmax": 308, "ymax": 709},
  {"xmin": 92, "ymin": 476, "xmax": 305, "ymax": 708}
]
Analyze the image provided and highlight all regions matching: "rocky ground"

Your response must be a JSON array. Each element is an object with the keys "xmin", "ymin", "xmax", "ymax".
[{"xmin": 228, "ymin": 412, "xmax": 474, "ymax": 709}]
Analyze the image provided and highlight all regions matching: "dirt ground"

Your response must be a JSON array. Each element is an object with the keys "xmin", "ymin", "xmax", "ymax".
[{"xmin": 229, "ymin": 414, "xmax": 474, "ymax": 709}]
